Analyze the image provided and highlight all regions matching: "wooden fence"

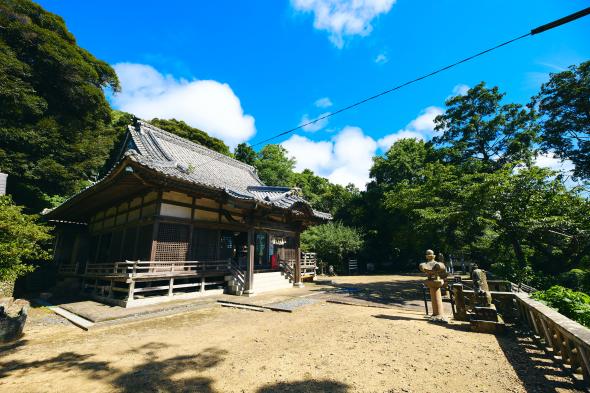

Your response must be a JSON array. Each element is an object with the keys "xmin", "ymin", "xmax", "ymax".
[{"xmin": 84, "ymin": 260, "xmax": 231, "ymax": 278}]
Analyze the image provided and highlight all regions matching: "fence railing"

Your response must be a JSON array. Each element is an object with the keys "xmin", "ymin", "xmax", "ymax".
[
  {"xmin": 515, "ymin": 293, "xmax": 590, "ymax": 384},
  {"xmin": 301, "ymin": 252, "xmax": 317, "ymax": 276},
  {"xmin": 279, "ymin": 259, "xmax": 295, "ymax": 282},
  {"xmin": 58, "ymin": 262, "xmax": 79, "ymax": 275},
  {"xmin": 84, "ymin": 260, "xmax": 231, "ymax": 278}
]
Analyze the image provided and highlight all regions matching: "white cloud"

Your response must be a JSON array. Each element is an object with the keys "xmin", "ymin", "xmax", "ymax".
[
  {"xmin": 282, "ymin": 126, "xmax": 377, "ymax": 189},
  {"xmin": 300, "ymin": 112, "xmax": 331, "ymax": 132},
  {"xmin": 315, "ymin": 97, "xmax": 333, "ymax": 108},
  {"xmin": 111, "ymin": 63, "xmax": 255, "ymax": 147},
  {"xmin": 451, "ymin": 84, "xmax": 469, "ymax": 96},
  {"xmin": 377, "ymin": 130, "xmax": 425, "ymax": 150},
  {"xmin": 535, "ymin": 152, "xmax": 575, "ymax": 173},
  {"xmin": 375, "ymin": 53, "xmax": 388, "ymax": 64},
  {"xmin": 291, "ymin": 0, "xmax": 396, "ymax": 48},
  {"xmin": 377, "ymin": 106, "xmax": 443, "ymax": 151}
]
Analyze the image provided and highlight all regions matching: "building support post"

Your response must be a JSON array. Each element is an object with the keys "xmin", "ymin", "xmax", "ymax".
[
  {"xmin": 294, "ymin": 232, "xmax": 304, "ymax": 287},
  {"xmin": 200, "ymin": 277, "xmax": 206, "ymax": 293},
  {"xmin": 244, "ymin": 228, "xmax": 255, "ymax": 296},
  {"xmin": 127, "ymin": 280, "xmax": 135, "ymax": 306},
  {"xmin": 168, "ymin": 278, "xmax": 174, "ymax": 297}
]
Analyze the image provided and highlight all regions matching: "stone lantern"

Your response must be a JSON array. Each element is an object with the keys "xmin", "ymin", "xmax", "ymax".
[{"xmin": 419, "ymin": 249, "xmax": 447, "ymax": 319}]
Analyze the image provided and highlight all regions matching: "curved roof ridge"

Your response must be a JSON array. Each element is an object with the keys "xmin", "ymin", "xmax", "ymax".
[{"xmin": 136, "ymin": 120, "xmax": 260, "ymax": 176}]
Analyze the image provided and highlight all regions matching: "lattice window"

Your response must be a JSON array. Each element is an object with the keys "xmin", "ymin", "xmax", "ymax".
[
  {"xmin": 192, "ymin": 228, "xmax": 218, "ymax": 261},
  {"xmin": 155, "ymin": 223, "xmax": 190, "ymax": 261}
]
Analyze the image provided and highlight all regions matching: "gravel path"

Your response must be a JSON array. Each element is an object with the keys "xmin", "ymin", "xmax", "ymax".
[{"xmin": 0, "ymin": 275, "xmax": 581, "ymax": 393}]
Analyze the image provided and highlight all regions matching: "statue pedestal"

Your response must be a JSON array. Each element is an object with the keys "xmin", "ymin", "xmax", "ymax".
[
  {"xmin": 424, "ymin": 278, "xmax": 445, "ymax": 317},
  {"xmin": 469, "ymin": 304, "xmax": 506, "ymax": 333}
]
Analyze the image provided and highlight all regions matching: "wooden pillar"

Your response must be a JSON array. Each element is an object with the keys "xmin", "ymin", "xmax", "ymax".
[
  {"xmin": 168, "ymin": 278, "xmax": 174, "ymax": 297},
  {"xmin": 200, "ymin": 277, "xmax": 206, "ymax": 293},
  {"xmin": 293, "ymin": 232, "xmax": 303, "ymax": 287},
  {"xmin": 244, "ymin": 228, "xmax": 255, "ymax": 296},
  {"xmin": 127, "ymin": 280, "xmax": 135, "ymax": 304},
  {"xmin": 149, "ymin": 219, "xmax": 160, "ymax": 261}
]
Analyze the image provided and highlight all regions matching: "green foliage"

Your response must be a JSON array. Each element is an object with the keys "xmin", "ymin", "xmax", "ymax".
[
  {"xmin": 292, "ymin": 169, "xmax": 359, "ymax": 215},
  {"xmin": 557, "ymin": 269, "xmax": 590, "ymax": 293},
  {"xmin": 0, "ymin": 195, "xmax": 52, "ymax": 282},
  {"xmin": 434, "ymin": 82, "xmax": 538, "ymax": 172},
  {"xmin": 149, "ymin": 118, "xmax": 231, "ymax": 156},
  {"xmin": 234, "ymin": 143, "xmax": 257, "ymax": 166},
  {"xmin": 254, "ymin": 144, "xmax": 295, "ymax": 187},
  {"xmin": 301, "ymin": 222, "xmax": 364, "ymax": 272},
  {"xmin": 533, "ymin": 61, "xmax": 590, "ymax": 179},
  {"xmin": 0, "ymin": 0, "xmax": 120, "ymax": 211},
  {"xmin": 532, "ymin": 285, "xmax": 590, "ymax": 328},
  {"xmin": 350, "ymin": 77, "xmax": 590, "ymax": 277}
]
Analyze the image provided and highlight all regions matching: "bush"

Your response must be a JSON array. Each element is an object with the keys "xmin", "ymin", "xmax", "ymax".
[
  {"xmin": 557, "ymin": 269, "xmax": 590, "ymax": 293},
  {"xmin": 531, "ymin": 285, "xmax": 590, "ymax": 328},
  {"xmin": 0, "ymin": 196, "xmax": 52, "ymax": 283},
  {"xmin": 301, "ymin": 222, "xmax": 364, "ymax": 273}
]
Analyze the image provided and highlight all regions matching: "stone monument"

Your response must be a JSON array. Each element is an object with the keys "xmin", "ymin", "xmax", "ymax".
[
  {"xmin": 419, "ymin": 249, "xmax": 447, "ymax": 321},
  {"xmin": 469, "ymin": 265, "xmax": 505, "ymax": 333}
]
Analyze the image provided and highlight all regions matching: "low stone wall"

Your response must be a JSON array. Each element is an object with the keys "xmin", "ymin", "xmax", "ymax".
[
  {"xmin": 515, "ymin": 293, "xmax": 590, "ymax": 385},
  {"xmin": 461, "ymin": 289, "xmax": 519, "ymax": 322}
]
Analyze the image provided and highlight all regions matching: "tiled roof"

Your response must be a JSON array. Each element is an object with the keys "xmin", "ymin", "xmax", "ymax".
[{"xmin": 123, "ymin": 121, "xmax": 332, "ymax": 220}]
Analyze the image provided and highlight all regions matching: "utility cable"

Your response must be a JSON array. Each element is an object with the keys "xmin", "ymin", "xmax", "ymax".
[{"xmin": 250, "ymin": 7, "xmax": 590, "ymax": 147}]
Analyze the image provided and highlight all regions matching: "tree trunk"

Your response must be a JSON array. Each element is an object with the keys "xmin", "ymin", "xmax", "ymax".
[{"xmin": 511, "ymin": 237, "xmax": 527, "ymax": 268}]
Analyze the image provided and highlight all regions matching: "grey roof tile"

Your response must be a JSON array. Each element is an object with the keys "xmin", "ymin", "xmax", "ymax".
[{"xmin": 126, "ymin": 121, "xmax": 332, "ymax": 220}]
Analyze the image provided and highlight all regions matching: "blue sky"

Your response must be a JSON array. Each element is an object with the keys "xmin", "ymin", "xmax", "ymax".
[{"xmin": 38, "ymin": 0, "xmax": 590, "ymax": 188}]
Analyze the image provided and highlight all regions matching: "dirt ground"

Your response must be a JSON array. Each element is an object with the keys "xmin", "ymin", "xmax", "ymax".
[{"xmin": 0, "ymin": 275, "xmax": 582, "ymax": 393}]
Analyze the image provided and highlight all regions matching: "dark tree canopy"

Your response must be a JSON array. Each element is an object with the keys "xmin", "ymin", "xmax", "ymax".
[
  {"xmin": 0, "ymin": 0, "xmax": 120, "ymax": 211},
  {"xmin": 433, "ymin": 82, "xmax": 538, "ymax": 172},
  {"xmin": 534, "ymin": 61, "xmax": 590, "ymax": 179},
  {"xmin": 149, "ymin": 118, "xmax": 231, "ymax": 156},
  {"xmin": 234, "ymin": 143, "xmax": 257, "ymax": 166},
  {"xmin": 254, "ymin": 144, "xmax": 295, "ymax": 187}
]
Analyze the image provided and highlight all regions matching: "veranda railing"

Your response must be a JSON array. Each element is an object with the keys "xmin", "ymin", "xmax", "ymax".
[{"xmin": 84, "ymin": 260, "xmax": 231, "ymax": 277}]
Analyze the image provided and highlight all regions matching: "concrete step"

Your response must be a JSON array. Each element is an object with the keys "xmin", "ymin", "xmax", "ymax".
[{"xmin": 253, "ymin": 280, "xmax": 292, "ymax": 292}]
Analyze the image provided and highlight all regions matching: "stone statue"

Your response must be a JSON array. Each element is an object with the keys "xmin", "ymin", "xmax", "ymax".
[
  {"xmin": 468, "ymin": 264, "xmax": 505, "ymax": 332},
  {"xmin": 419, "ymin": 250, "xmax": 447, "ymax": 319},
  {"xmin": 471, "ymin": 264, "xmax": 492, "ymax": 307},
  {"xmin": 419, "ymin": 250, "xmax": 447, "ymax": 280}
]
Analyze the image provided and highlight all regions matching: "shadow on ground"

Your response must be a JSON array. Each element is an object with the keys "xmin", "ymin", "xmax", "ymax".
[
  {"xmin": 257, "ymin": 379, "xmax": 349, "ymax": 393},
  {"xmin": 317, "ymin": 277, "xmax": 424, "ymax": 308},
  {"xmin": 496, "ymin": 328, "xmax": 582, "ymax": 392},
  {"xmin": 0, "ymin": 343, "xmax": 228, "ymax": 392}
]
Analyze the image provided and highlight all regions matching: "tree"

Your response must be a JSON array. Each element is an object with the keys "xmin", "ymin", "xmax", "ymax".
[
  {"xmin": 0, "ymin": 196, "xmax": 51, "ymax": 287},
  {"xmin": 533, "ymin": 61, "xmax": 590, "ymax": 179},
  {"xmin": 434, "ymin": 82, "xmax": 538, "ymax": 172},
  {"xmin": 254, "ymin": 144, "xmax": 295, "ymax": 187},
  {"xmin": 234, "ymin": 143, "xmax": 256, "ymax": 166},
  {"xmin": 149, "ymin": 118, "xmax": 231, "ymax": 156},
  {"xmin": 0, "ymin": 0, "xmax": 120, "ymax": 211},
  {"xmin": 291, "ymin": 169, "xmax": 358, "ymax": 216},
  {"xmin": 370, "ymin": 139, "xmax": 434, "ymax": 187},
  {"xmin": 301, "ymin": 222, "xmax": 364, "ymax": 273}
]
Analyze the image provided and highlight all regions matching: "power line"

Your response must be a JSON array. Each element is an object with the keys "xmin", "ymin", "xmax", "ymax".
[{"xmin": 250, "ymin": 6, "xmax": 590, "ymax": 147}]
